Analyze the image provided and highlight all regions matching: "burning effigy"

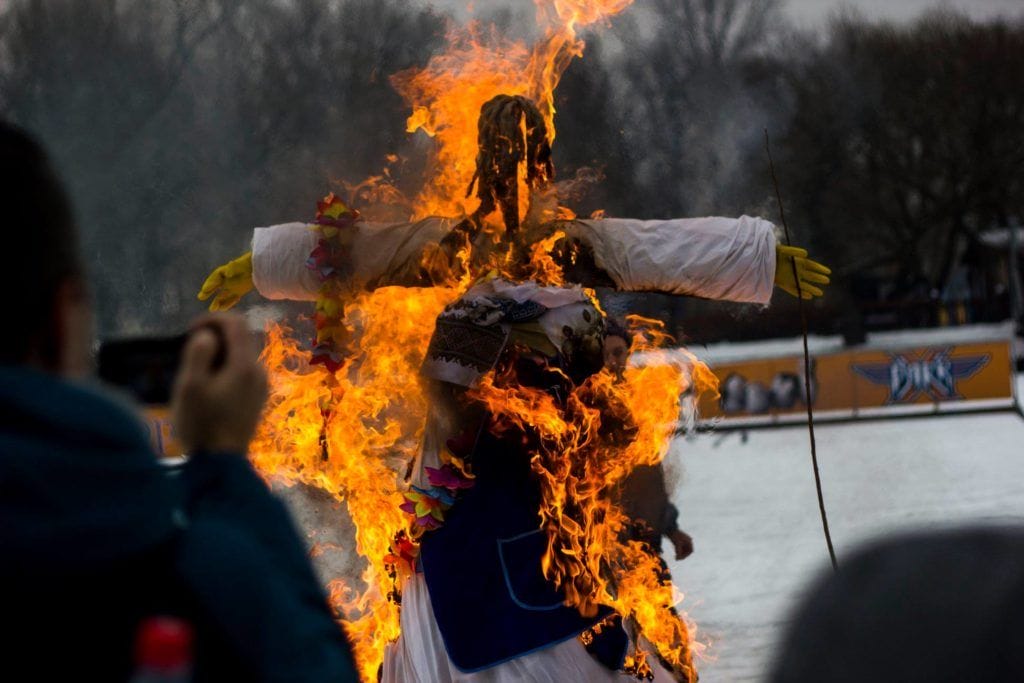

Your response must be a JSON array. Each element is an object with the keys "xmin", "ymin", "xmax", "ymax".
[{"xmin": 197, "ymin": 2, "xmax": 830, "ymax": 682}]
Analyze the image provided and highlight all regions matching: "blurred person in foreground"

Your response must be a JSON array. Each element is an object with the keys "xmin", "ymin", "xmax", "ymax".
[
  {"xmin": 0, "ymin": 121, "xmax": 358, "ymax": 682},
  {"xmin": 769, "ymin": 526, "xmax": 1024, "ymax": 683},
  {"xmin": 604, "ymin": 320, "xmax": 694, "ymax": 563}
]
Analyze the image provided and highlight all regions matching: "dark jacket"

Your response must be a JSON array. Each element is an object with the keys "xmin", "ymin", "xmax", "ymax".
[
  {"xmin": 419, "ymin": 429, "xmax": 621, "ymax": 672},
  {"xmin": 0, "ymin": 366, "xmax": 357, "ymax": 682},
  {"xmin": 618, "ymin": 464, "xmax": 680, "ymax": 552}
]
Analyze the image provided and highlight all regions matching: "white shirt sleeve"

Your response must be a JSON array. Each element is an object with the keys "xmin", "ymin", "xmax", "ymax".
[
  {"xmin": 565, "ymin": 215, "xmax": 778, "ymax": 304},
  {"xmin": 249, "ymin": 217, "xmax": 457, "ymax": 301},
  {"xmin": 350, "ymin": 216, "xmax": 455, "ymax": 285},
  {"xmin": 251, "ymin": 222, "xmax": 320, "ymax": 301}
]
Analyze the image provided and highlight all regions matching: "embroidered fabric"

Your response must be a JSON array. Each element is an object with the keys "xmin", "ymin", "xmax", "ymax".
[{"xmin": 420, "ymin": 278, "xmax": 602, "ymax": 388}]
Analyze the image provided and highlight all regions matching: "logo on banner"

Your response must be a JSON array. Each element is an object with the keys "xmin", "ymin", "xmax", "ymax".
[{"xmin": 851, "ymin": 348, "xmax": 989, "ymax": 403}]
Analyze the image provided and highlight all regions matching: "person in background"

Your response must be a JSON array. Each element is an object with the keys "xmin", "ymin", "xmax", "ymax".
[
  {"xmin": 769, "ymin": 526, "xmax": 1024, "ymax": 683},
  {"xmin": 0, "ymin": 121, "xmax": 358, "ymax": 682},
  {"xmin": 603, "ymin": 319, "xmax": 694, "ymax": 562}
]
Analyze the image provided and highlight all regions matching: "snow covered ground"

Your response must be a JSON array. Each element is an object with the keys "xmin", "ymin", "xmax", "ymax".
[{"xmin": 664, "ymin": 372, "xmax": 1024, "ymax": 682}]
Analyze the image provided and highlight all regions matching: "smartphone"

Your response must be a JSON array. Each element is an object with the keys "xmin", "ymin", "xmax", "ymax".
[
  {"xmin": 97, "ymin": 334, "xmax": 190, "ymax": 406},
  {"xmin": 98, "ymin": 334, "xmax": 191, "ymax": 459}
]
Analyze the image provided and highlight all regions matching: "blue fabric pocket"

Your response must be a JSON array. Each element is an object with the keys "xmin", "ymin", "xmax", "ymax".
[{"xmin": 496, "ymin": 528, "xmax": 566, "ymax": 611}]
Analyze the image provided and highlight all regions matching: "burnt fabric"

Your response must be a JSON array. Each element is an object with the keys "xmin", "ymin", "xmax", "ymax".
[
  {"xmin": 419, "ymin": 278, "xmax": 602, "ymax": 390},
  {"xmin": 418, "ymin": 429, "xmax": 620, "ymax": 671},
  {"xmin": 0, "ymin": 367, "xmax": 357, "ymax": 682}
]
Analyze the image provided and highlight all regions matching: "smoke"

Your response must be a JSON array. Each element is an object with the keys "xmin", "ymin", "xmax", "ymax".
[
  {"xmin": 585, "ymin": 0, "xmax": 794, "ymax": 217},
  {"xmin": 275, "ymin": 482, "xmax": 364, "ymax": 588}
]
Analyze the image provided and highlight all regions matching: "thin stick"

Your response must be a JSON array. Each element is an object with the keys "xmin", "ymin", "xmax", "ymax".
[{"xmin": 765, "ymin": 129, "xmax": 838, "ymax": 572}]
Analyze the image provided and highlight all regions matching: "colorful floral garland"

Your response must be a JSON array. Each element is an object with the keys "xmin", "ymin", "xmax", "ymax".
[
  {"xmin": 305, "ymin": 193, "xmax": 360, "ymax": 373},
  {"xmin": 388, "ymin": 436, "xmax": 476, "ymax": 586},
  {"xmin": 304, "ymin": 192, "xmax": 477, "ymax": 581},
  {"xmin": 399, "ymin": 446, "xmax": 476, "ymax": 531}
]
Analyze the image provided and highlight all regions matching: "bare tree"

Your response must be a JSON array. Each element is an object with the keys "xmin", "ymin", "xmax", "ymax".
[
  {"xmin": 0, "ymin": 0, "xmax": 445, "ymax": 336},
  {"xmin": 779, "ymin": 11, "xmax": 1024, "ymax": 295},
  {"xmin": 654, "ymin": 0, "xmax": 784, "ymax": 74},
  {"xmin": 558, "ymin": 0, "xmax": 787, "ymax": 219}
]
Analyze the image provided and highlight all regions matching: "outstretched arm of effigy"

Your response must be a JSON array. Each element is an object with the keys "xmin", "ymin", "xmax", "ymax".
[
  {"xmin": 564, "ymin": 215, "xmax": 781, "ymax": 304},
  {"xmin": 197, "ymin": 217, "xmax": 458, "ymax": 309},
  {"xmin": 563, "ymin": 216, "xmax": 831, "ymax": 304}
]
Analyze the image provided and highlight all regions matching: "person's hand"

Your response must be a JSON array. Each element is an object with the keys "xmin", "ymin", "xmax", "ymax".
[
  {"xmin": 171, "ymin": 314, "xmax": 267, "ymax": 454},
  {"xmin": 197, "ymin": 251, "xmax": 254, "ymax": 311},
  {"xmin": 669, "ymin": 529, "xmax": 694, "ymax": 561},
  {"xmin": 774, "ymin": 244, "xmax": 831, "ymax": 300}
]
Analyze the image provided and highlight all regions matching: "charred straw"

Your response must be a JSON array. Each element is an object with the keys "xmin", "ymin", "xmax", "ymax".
[{"xmin": 467, "ymin": 94, "xmax": 553, "ymax": 238}]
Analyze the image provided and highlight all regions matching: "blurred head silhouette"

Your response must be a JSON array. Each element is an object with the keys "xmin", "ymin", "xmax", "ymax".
[
  {"xmin": 770, "ymin": 526, "xmax": 1024, "ymax": 683},
  {"xmin": 0, "ymin": 121, "xmax": 91, "ymax": 377}
]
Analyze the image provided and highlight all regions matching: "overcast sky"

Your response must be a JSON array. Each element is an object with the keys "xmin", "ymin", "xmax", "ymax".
[
  {"xmin": 784, "ymin": 0, "xmax": 1024, "ymax": 27},
  {"xmin": 445, "ymin": 0, "xmax": 1024, "ymax": 27}
]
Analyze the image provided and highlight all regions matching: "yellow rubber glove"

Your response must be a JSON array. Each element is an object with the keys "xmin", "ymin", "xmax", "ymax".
[
  {"xmin": 197, "ymin": 251, "xmax": 254, "ymax": 311},
  {"xmin": 775, "ymin": 244, "xmax": 831, "ymax": 300}
]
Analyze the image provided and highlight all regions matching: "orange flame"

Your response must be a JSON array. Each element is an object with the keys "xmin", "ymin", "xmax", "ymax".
[
  {"xmin": 243, "ymin": 2, "xmax": 723, "ymax": 681},
  {"xmin": 391, "ymin": 0, "xmax": 633, "ymax": 219},
  {"xmin": 251, "ymin": 287, "xmax": 452, "ymax": 678},
  {"xmin": 469, "ymin": 315, "xmax": 717, "ymax": 680}
]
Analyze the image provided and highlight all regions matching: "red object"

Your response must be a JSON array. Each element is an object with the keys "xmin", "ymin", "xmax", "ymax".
[{"xmin": 134, "ymin": 616, "xmax": 194, "ymax": 671}]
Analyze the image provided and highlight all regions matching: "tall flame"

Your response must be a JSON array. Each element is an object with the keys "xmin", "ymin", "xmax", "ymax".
[
  {"xmin": 244, "ymin": 1, "xmax": 720, "ymax": 681},
  {"xmin": 391, "ymin": 0, "xmax": 633, "ymax": 219},
  {"xmin": 251, "ymin": 287, "xmax": 452, "ymax": 679},
  {"xmin": 470, "ymin": 316, "xmax": 717, "ymax": 680}
]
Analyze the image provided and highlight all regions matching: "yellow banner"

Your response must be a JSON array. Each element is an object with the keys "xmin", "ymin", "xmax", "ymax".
[
  {"xmin": 141, "ymin": 406, "xmax": 184, "ymax": 458},
  {"xmin": 699, "ymin": 340, "xmax": 1015, "ymax": 421}
]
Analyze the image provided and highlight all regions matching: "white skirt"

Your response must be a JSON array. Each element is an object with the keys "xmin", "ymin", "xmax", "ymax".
[{"xmin": 382, "ymin": 573, "xmax": 679, "ymax": 683}]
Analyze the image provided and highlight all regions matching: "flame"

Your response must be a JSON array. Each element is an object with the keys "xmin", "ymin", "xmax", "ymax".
[
  {"xmin": 469, "ymin": 316, "xmax": 717, "ymax": 681},
  {"xmin": 243, "ymin": 1, "xmax": 724, "ymax": 681},
  {"xmin": 251, "ymin": 287, "xmax": 452, "ymax": 678},
  {"xmin": 391, "ymin": 0, "xmax": 633, "ymax": 220}
]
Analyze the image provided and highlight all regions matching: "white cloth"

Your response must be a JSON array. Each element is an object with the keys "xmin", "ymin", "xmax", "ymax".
[
  {"xmin": 435, "ymin": 277, "xmax": 599, "ymax": 364},
  {"xmin": 565, "ymin": 215, "xmax": 777, "ymax": 304},
  {"xmin": 251, "ymin": 222, "xmax": 320, "ymax": 301},
  {"xmin": 250, "ymin": 215, "xmax": 777, "ymax": 304},
  {"xmin": 414, "ymin": 278, "xmax": 604, "ymax": 488},
  {"xmin": 251, "ymin": 216, "xmax": 456, "ymax": 300},
  {"xmin": 382, "ymin": 573, "xmax": 679, "ymax": 683},
  {"xmin": 461, "ymin": 278, "xmax": 591, "ymax": 309}
]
